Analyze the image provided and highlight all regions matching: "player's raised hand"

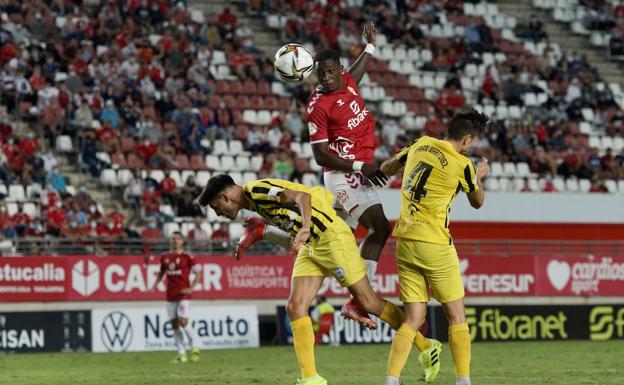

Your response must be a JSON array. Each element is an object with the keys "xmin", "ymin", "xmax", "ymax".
[
  {"xmin": 362, "ymin": 21, "xmax": 377, "ymax": 46},
  {"xmin": 476, "ymin": 157, "xmax": 489, "ymax": 180},
  {"xmin": 361, "ymin": 163, "xmax": 389, "ymax": 187},
  {"xmin": 292, "ymin": 226, "xmax": 310, "ymax": 254}
]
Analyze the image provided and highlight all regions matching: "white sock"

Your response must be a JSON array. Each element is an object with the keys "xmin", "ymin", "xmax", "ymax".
[
  {"xmin": 263, "ymin": 225, "xmax": 292, "ymax": 249},
  {"xmin": 384, "ymin": 376, "xmax": 401, "ymax": 385},
  {"xmin": 456, "ymin": 377, "xmax": 471, "ymax": 385},
  {"xmin": 182, "ymin": 325, "xmax": 197, "ymax": 350},
  {"xmin": 365, "ymin": 260, "xmax": 378, "ymax": 283},
  {"xmin": 173, "ymin": 328, "xmax": 186, "ymax": 355}
]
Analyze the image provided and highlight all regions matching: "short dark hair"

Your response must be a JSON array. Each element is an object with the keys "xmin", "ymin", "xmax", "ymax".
[
  {"xmin": 447, "ymin": 108, "xmax": 489, "ymax": 140},
  {"xmin": 172, "ymin": 231, "xmax": 183, "ymax": 237},
  {"xmin": 197, "ymin": 174, "xmax": 236, "ymax": 206},
  {"xmin": 314, "ymin": 49, "xmax": 341, "ymax": 65}
]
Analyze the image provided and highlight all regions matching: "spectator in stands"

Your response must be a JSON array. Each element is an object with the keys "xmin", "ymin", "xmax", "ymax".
[
  {"xmin": 141, "ymin": 184, "xmax": 162, "ymax": 219},
  {"xmin": 247, "ymin": 125, "xmax": 273, "ymax": 154},
  {"xmin": 178, "ymin": 175, "xmax": 202, "ymax": 216},
  {"xmin": 212, "ymin": 99, "xmax": 234, "ymax": 140},
  {"xmin": 520, "ymin": 15, "xmax": 547, "ymax": 42},
  {"xmin": 125, "ymin": 173, "xmax": 144, "ymax": 209},
  {"xmin": 211, "ymin": 222, "xmax": 229, "ymax": 240},
  {"xmin": 285, "ymin": 105, "xmax": 305, "ymax": 141},
  {"xmin": 0, "ymin": 203, "xmax": 16, "ymax": 238},
  {"xmin": 271, "ymin": 149, "xmax": 294, "ymax": 180},
  {"xmin": 73, "ymin": 185, "xmax": 95, "ymax": 212},
  {"xmin": 41, "ymin": 148, "xmax": 58, "ymax": 173},
  {"xmin": 46, "ymin": 201, "xmax": 67, "ymax": 236},
  {"xmin": 24, "ymin": 220, "xmax": 45, "ymax": 238},
  {"xmin": 141, "ymin": 217, "xmax": 163, "ymax": 240},
  {"xmin": 67, "ymin": 202, "xmax": 89, "ymax": 228},
  {"xmin": 589, "ymin": 176, "xmax": 608, "ymax": 193},
  {"xmin": 188, "ymin": 217, "xmax": 210, "ymax": 242},
  {"xmin": 520, "ymin": 178, "xmax": 533, "ymax": 192},
  {"xmin": 46, "ymin": 166, "xmax": 67, "ymax": 196},
  {"xmin": 11, "ymin": 203, "xmax": 30, "ymax": 237},
  {"xmin": 160, "ymin": 171, "xmax": 178, "ymax": 205},
  {"xmin": 0, "ymin": 151, "xmax": 12, "ymax": 186}
]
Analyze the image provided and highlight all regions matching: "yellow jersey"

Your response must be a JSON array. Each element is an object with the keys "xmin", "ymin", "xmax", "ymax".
[
  {"xmin": 243, "ymin": 178, "xmax": 337, "ymax": 242},
  {"xmin": 392, "ymin": 136, "xmax": 478, "ymax": 245}
]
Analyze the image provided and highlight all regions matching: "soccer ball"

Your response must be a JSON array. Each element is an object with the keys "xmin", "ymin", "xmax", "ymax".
[{"xmin": 274, "ymin": 44, "xmax": 314, "ymax": 83}]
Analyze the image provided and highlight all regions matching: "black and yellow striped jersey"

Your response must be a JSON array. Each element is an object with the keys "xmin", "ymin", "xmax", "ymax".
[
  {"xmin": 392, "ymin": 135, "xmax": 478, "ymax": 245},
  {"xmin": 242, "ymin": 179, "xmax": 337, "ymax": 241}
]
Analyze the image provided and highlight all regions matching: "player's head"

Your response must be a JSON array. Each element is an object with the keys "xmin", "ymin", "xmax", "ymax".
[
  {"xmin": 315, "ymin": 49, "xmax": 343, "ymax": 93},
  {"xmin": 196, "ymin": 174, "xmax": 241, "ymax": 220},
  {"xmin": 447, "ymin": 108, "xmax": 489, "ymax": 155},
  {"xmin": 170, "ymin": 231, "xmax": 184, "ymax": 251}
]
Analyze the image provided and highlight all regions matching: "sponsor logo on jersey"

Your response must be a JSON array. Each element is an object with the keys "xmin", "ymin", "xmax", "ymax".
[
  {"xmin": 308, "ymin": 122, "xmax": 318, "ymax": 136},
  {"xmin": 347, "ymin": 108, "xmax": 369, "ymax": 130},
  {"xmin": 336, "ymin": 99, "xmax": 344, "ymax": 106}
]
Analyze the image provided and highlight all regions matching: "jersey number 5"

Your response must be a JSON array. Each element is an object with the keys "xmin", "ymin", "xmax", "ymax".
[{"xmin": 404, "ymin": 161, "xmax": 433, "ymax": 202}]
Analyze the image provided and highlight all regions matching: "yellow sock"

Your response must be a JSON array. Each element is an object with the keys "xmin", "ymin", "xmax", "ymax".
[
  {"xmin": 449, "ymin": 323, "xmax": 471, "ymax": 377},
  {"xmin": 387, "ymin": 323, "xmax": 417, "ymax": 377},
  {"xmin": 380, "ymin": 301, "xmax": 431, "ymax": 352},
  {"xmin": 291, "ymin": 316, "xmax": 317, "ymax": 378}
]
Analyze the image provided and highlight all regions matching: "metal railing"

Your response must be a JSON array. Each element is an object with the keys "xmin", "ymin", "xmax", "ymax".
[{"xmin": 0, "ymin": 238, "xmax": 622, "ymax": 257}]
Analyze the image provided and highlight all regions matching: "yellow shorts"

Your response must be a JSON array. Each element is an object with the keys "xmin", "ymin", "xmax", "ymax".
[
  {"xmin": 292, "ymin": 217, "xmax": 366, "ymax": 287},
  {"xmin": 396, "ymin": 238, "xmax": 464, "ymax": 303}
]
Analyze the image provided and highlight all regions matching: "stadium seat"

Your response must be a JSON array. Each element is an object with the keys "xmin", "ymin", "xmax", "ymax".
[
  {"xmin": 0, "ymin": 184, "xmax": 6, "ymax": 196},
  {"xmin": 604, "ymin": 179, "xmax": 618, "ymax": 193},
  {"xmin": 242, "ymin": 172, "xmax": 257, "ymax": 184},
  {"xmin": 196, "ymin": 171, "xmax": 211, "ymax": 187},
  {"xmin": 516, "ymin": 163, "xmax": 531, "ymax": 178},
  {"xmin": 96, "ymin": 152, "xmax": 111, "ymax": 164},
  {"xmin": 256, "ymin": 110, "xmax": 272, "ymax": 125},
  {"xmin": 100, "ymin": 169, "xmax": 118, "ymax": 186},
  {"xmin": 205, "ymin": 155, "xmax": 221, "ymax": 170},
  {"xmin": 503, "ymin": 162, "xmax": 517, "ymax": 177},
  {"xmin": 498, "ymin": 177, "xmax": 511, "ymax": 191},
  {"xmin": 309, "ymin": 158, "xmax": 322, "ymax": 172},
  {"xmin": 242, "ymin": 110, "xmax": 257, "ymax": 124},
  {"xmin": 229, "ymin": 140, "xmax": 245, "ymax": 155},
  {"xmin": 588, "ymin": 136, "xmax": 601, "ymax": 149},
  {"xmin": 163, "ymin": 222, "xmax": 180, "ymax": 237},
  {"xmin": 160, "ymin": 205, "xmax": 176, "ymax": 218},
  {"xmin": 190, "ymin": 155, "xmax": 208, "ymax": 170},
  {"xmin": 490, "ymin": 162, "xmax": 504, "ymax": 177},
  {"xmin": 175, "ymin": 154, "xmax": 190, "ymax": 169},
  {"xmin": 553, "ymin": 177, "xmax": 565, "ymax": 192},
  {"xmin": 55, "ymin": 135, "xmax": 74, "ymax": 152},
  {"xmin": 601, "ymin": 136, "xmax": 614, "ymax": 150},
  {"xmin": 6, "ymin": 202, "xmax": 17, "ymax": 216},
  {"xmin": 213, "ymin": 140, "xmax": 228, "ymax": 155},
  {"xmin": 118, "ymin": 169, "xmax": 133, "ymax": 185},
  {"xmin": 149, "ymin": 170, "xmax": 165, "ymax": 183},
  {"xmin": 66, "ymin": 185, "xmax": 76, "ymax": 196},
  {"xmin": 229, "ymin": 172, "xmax": 243, "ymax": 184},
  {"xmin": 8, "ymin": 185, "xmax": 25, "ymax": 202},
  {"xmin": 234, "ymin": 155, "xmax": 251, "ymax": 171},
  {"xmin": 180, "ymin": 170, "xmax": 195, "ymax": 184},
  {"xmin": 565, "ymin": 179, "xmax": 579, "ymax": 192},
  {"xmin": 180, "ymin": 222, "xmax": 194, "ymax": 237},
  {"xmin": 23, "ymin": 202, "xmax": 37, "ymax": 218},
  {"xmin": 290, "ymin": 142, "xmax": 302, "ymax": 153},
  {"xmin": 220, "ymin": 156, "xmax": 235, "ymax": 171},
  {"xmin": 250, "ymin": 155, "xmax": 264, "ymax": 172},
  {"xmin": 169, "ymin": 170, "xmax": 182, "ymax": 186},
  {"xmin": 302, "ymin": 173, "xmax": 319, "ymax": 186},
  {"xmin": 301, "ymin": 143, "xmax": 314, "ymax": 159},
  {"xmin": 484, "ymin": 177, "xmax": 499, "ymax": 191},
  {"xmin": 578, "ymin": 179, "xmax": 591, "ymax": 192}
]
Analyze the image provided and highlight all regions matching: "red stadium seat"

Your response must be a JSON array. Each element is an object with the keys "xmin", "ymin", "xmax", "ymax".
[
  {"xmin": 264, "ymin": 96, "xmax": 279, "ymax": 110},
  {"xmin": 224, "ymin": 94, "xmax": 237, "ymax": 109},
  {"xmin": 242, "ymin": 80, "xmax": 258, "ymax": 94},
  {"xmin": 229, "ymin": 80, "xmax": 244, "ymax": 94},
  {"xmin": 216, "ymin": 81, "xmax": 231, "ymax": 94},
  {"xmin": 190, "ymin": 154, "xmax": 208, "ymax": 170},
  {"xmin": 233, "ymin": 110, "xmax": 243, "ymax": 124},
  {"xmin": 175, "ymin": 154, "xmax": 190, "ymax": 169},
  {"xmin": 257, "ymin": 81, "xmax": 271, "ymax": 96}
]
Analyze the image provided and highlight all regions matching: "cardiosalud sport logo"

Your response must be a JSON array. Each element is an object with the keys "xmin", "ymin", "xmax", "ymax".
[
  {"xmin": 546, "ymin": 257, "xmax": 624, "ymax": 294},
  {"xmin": 72, "ymin": 260, "xmax": 100, "ymax": 297},
  {"xmin": 101, "ymin": 311, "xmax": 133, "ymax": 352}
]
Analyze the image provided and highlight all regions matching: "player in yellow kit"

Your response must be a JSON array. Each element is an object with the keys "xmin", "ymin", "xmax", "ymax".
[
  {"xmin": 380, "ymin": 109, "xmax": 490, "ymax": 385},
  {"xmin": 195, "ymin": 175, "xmax": 436, "ymax": 385}
]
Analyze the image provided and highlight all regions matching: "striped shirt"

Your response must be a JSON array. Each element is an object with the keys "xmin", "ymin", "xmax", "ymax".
[{"xmin": 243, "ymin": 179, "xmax": 336, "ymax": 242}]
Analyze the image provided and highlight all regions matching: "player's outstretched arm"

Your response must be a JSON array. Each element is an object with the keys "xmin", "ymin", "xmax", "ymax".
[
  {"xmin": 348, "ymin": 21, "xmax": 377, "ymax": 85},
  {"xmin": 380, "ymin": 157, "xmax": 404, "ymax": 177},
  {"xmin": 279, "ymin": 188, "xmax": 311, "ymax": 253},
  {"xmin": 149, "ymin": 270, "xmax": 165, "ymax": 292},
  {"xmin": 466, "ymin": 158, "xmax": 489, "ymax": 209}
]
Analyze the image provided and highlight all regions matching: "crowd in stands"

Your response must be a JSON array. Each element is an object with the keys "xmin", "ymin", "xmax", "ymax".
[{"xmin": 0, "ymin": 0, "xmax": 623, "ymax": 248}]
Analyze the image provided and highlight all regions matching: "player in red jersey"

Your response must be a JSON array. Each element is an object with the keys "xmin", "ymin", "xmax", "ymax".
[
  {"xmin": 305, "ymin": 21, "xmax": 392, "ymax": 329},
  {"xmin": 150, "ymin": 232, "xmax": 202, "ymax": 363},
  {"xmin": 234, "ymin": 22, "xmax": 392, "ymax": 330}
]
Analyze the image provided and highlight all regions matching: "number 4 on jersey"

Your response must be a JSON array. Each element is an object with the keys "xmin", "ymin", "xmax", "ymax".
[{"xmin": 404, "ymin": 161, "xmax": 433, "ymax": 203}]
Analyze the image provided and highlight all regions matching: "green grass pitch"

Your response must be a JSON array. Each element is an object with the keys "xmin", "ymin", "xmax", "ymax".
[{"xmin": 1, "ymin": 341, "xmax": 622, "ymax": 385}]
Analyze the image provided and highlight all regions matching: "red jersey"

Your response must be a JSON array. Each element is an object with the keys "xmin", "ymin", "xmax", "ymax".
[
  {"xmin": 159, "ymin": 252, "xmax": 196, "ymax": 301},
  {"xmin": 306, "ymin": 72, "xmax": 375, "ymax": 170}
]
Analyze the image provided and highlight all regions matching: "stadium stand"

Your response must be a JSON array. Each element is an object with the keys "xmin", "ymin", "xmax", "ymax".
[{"xmin": 0, "ymin": 0, "xmax": 623, "ymax": 252}]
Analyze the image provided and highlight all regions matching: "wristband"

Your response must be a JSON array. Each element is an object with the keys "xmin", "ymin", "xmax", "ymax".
[
  {"xmin": 352, "ymin": 161, "xmax": 364, "ymax": 172},
  {"xmin": 364, "ymin": 43, "xmax": 375, "ymax": 55}
]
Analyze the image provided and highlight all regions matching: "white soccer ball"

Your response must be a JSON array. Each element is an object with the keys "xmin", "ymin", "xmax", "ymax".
[{"xmin": 274, "ymin": 43, "xmax": 314, "ymax": 83}]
